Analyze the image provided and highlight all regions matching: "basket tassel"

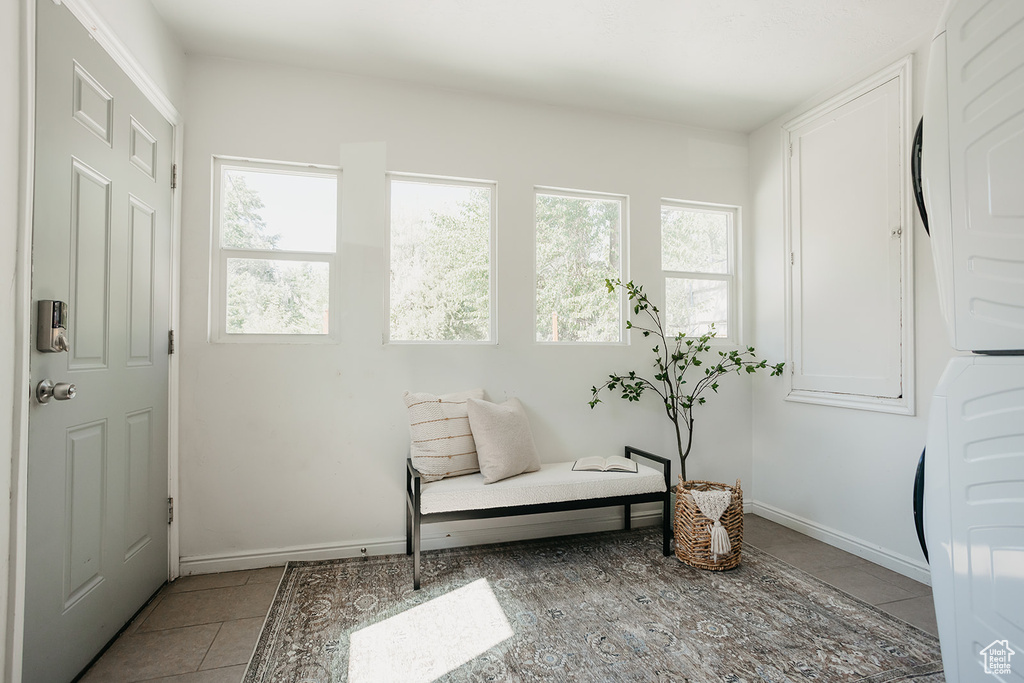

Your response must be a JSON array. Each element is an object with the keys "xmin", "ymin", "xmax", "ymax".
[
  {"xmin": 710, "ymin": 520, "xmax": 731, "ymax": 559},
  {"xmin": 690, "ymin": 488, "xmax": 733, "ymax": 561}
]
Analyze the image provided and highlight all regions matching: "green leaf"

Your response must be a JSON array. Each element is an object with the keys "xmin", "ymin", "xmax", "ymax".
[{"xmin": 588, "ymin": 279, "xmax": 784, "ymax": 448}]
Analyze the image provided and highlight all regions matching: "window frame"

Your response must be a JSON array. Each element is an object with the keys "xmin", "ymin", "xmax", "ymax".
[
  {"xmin": 660, "ymin": 198, "xmax": 740, "ymax": 346},
  {"xmin": 210, "ymin": 156, "xmax": 342, "ymax": 344},
  {"xmin": 533, "ymin": 186, "xmax": 629, "ymax": 345},
  {"xmin": 384, "ymin": 171, "xmax": 498, "ymax": 345}
]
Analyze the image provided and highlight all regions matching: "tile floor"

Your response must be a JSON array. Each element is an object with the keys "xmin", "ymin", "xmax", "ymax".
[
  {"xmin": 79, "ymin": 567, "xmax": 284, "ymax": 683},
  {"xmin": 743, "ymin": 514, "xmax": 938, "ymax": 635},
  {"xmin": 79, "ymin": 514, "xmax": 937, "ymax": 681}
]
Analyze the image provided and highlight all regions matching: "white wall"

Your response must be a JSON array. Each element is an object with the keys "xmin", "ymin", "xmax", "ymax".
[
  {"xmin": 178, "ymin": 57, "xmax": 759, "ymax": 570},
  {"xmin": 2, "ymin": 0, "xmax": 23, "ymax": 676},
  {"xmin": 83, "ymin": 0, "xmax": 186, "ymax": 106},
  {"xmin": 749, "ymin": 37, "xmax": 954, "ymax": 582}
]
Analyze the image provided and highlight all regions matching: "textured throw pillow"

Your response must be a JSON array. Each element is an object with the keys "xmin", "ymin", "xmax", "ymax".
[
  {"xmin": 404, "ymin": 389, "xmax": 485, "ymax": 482},
  {"xmin": 466, "ymin": 397, "xmax": 541, "ymax": 484}
]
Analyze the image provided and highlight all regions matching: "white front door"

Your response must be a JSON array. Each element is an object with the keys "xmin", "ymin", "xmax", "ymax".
[{"xmin": 25, "ymin": 1, "xmax": 174, "ymax": 680}]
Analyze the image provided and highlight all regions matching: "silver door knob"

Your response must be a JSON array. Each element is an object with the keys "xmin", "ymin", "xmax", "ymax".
[{"xmin": 36, "ymin": 379, "xmax": 76, "ymax": 404}]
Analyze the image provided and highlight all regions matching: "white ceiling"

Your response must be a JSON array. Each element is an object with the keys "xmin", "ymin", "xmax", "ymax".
[{"xmin": 150, "ymin": 0, "xmax": 945, "ymax": 132}]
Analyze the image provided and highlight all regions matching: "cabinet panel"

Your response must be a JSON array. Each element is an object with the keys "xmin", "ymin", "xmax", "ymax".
[{"xmin": 784, "ymin": 59, "xmax": 914, "ymax": 414}]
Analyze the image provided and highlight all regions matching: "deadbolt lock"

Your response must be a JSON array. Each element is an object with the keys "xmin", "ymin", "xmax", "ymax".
[{"xmin": 36, "ymin": 300, "xmax": 69, "ymax": 353}]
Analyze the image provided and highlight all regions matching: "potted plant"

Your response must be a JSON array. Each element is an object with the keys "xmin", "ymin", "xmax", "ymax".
[
  {"xmin": 589, "ymin": 279, "xmax": 784, "ymax": 569},
  {"xmin": 589, "ymin": 279, "xmax": 785, "ymax": 481}
]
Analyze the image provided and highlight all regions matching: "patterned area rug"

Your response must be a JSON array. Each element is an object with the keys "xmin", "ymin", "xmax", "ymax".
[{"xmin": 245, "ymin": 528, "xmax": 943, "ymax": 682}]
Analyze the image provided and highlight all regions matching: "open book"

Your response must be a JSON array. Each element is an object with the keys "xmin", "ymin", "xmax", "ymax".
[{"xmin": 572, "ymin": 455, "xmax": 638, "ymax": 473}]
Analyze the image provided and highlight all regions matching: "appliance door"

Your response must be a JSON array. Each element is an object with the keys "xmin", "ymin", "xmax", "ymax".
[
  {"xmin": 913, "ymin": 448, "xmax": 928, "ymax": 562},
  {"xmin": 922, "ymin": 0, "xmax": 1024, "ymax": 352},
  {"xmin": 921, "ymin": 27, "xmax": 956, "ymax": 349},
  {"xmin": 925, "ymin": 356, "xmax": 1024, "ymax": 680},
  {"xmin": 912, "ymin": 120, "xmax": 929, "ymax": 237}
]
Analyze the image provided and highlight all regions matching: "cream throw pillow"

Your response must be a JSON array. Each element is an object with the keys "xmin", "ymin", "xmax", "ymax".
[
  {"xmin": 404, "ymin": 389, "xmax": 485, "ymax": 482},
  {"xmin": 466, "ymin": 397, "xmax": 541, "ymax": 484}
]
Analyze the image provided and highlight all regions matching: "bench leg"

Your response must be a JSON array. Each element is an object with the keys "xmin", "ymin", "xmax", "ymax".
[
  {"xmin": 406, "ymin": 498, "xmax": 412, "ymax": 555},
  {"xmin": 624, "ymin": 503, "xmax": 631, "ymax": 530},
  {"xmin": 413, "ymin": 507, "xmax": 421, "ymax": 590}
]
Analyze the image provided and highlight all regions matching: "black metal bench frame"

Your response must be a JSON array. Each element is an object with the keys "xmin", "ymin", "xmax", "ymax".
[{"xmin": 405, "ymin": 445, "xmax": 672, "ymax": 589}]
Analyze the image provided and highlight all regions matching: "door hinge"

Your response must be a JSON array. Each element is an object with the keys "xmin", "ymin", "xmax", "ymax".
[
  {"xmin": 168, "ymin": 329, "xmax": 175, "ymax": 355},
  {"xmin": 171, "ymin": 163, "xmax": 177, "ymax": 190},
  {"xmin": 168, "ymin": 497, "xmax": 174, "ymax": 524},
  {"xmin": 789, "ymin": 142, "xmax": 794, "ymax": 157},
  {"xmin": 790, "ymin": 252, "xmax": 795, "ymax": 265}
]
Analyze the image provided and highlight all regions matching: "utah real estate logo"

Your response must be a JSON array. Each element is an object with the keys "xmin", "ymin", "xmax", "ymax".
[{"xmin": 981, "ymin": 639, "xmax": 1015, "ymax": 676}]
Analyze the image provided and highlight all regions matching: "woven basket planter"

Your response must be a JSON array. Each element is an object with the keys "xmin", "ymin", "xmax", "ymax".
[{"xmin": 674, "ymin": 478, "xmax": 744, "ymax": 571}]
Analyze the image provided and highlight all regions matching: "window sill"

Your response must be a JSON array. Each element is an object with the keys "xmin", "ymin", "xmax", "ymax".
[
  {"xmin": 785, "ymin": 388, "xmax": 915, "ymax": 416},
  {"xmin": 211, "ymin": 333, "xmax": 339, "ymax": 345}
]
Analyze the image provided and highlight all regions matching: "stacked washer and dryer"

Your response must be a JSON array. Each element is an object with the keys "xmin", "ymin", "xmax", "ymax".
[{"xmin": 917, "ymin": 0, "xmax": 1024, "ymax": 680}]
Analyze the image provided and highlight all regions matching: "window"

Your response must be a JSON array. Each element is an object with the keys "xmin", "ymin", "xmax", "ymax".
[
  {"xmin": 211, "ymin": 157, "xmax": 339, "ymax": 341},
  {"xmin": 388, "ymin": 174, "xmax": 495, "ymax": 342},
  {"xmin": 661, "ymin": 200, "xmax": 737, "ymax": 342},
  {"xmin": 535, "ymin": 188, "xmax": 626, "ymax": 343}
]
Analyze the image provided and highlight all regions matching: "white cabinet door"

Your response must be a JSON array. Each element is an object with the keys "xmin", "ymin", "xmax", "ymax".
[{"xmin": 785, "ymin": 60, "xmax": 913, "ymax": 414}]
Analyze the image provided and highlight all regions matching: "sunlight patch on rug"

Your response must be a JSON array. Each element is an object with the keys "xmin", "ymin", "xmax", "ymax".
[{"xmin": 347, "ymin": 579, "xmax": 512, "ymax": 683}]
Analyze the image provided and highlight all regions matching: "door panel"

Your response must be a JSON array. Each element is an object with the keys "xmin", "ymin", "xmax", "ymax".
[
  {"xmin": 128, "ymin": 198, "xmax": 156, "ymax": 366},
  {"xmin": 64, "ymin": 419, "xmax": 106, "ymax": 609},
  {"xmin": 68, "ymin": 158, "xmax": 111, "ymax": 370},
  {"xmin": 125, "ymin": 409, "xmax": 154, "ymax": 560},
  {"xmin": 26, "ymin": 0, "xmax": 173, "ymax": 680},
  {"xmin": 789, "ymin": 77, "xmax": 904, "ymax": 399}
]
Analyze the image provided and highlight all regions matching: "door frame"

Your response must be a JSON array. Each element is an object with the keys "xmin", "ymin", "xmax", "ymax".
[{"xmin": 10, "ymin": 0, "xmax": 182, "ymax": 679}]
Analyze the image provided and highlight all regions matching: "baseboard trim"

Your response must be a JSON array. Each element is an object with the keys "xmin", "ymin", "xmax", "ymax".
[
  {"xmin": 178, "ymin": 507, "xmax": 666, "ymax": 576},
  {"xmin": 749, "ymin": 500, "xmax": 931, "ymax": 585}
]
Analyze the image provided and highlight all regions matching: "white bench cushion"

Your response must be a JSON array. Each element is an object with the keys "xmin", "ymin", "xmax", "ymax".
[{"xmin": 419, "ymin": 461, "xmax": 666, "ymax": 515}]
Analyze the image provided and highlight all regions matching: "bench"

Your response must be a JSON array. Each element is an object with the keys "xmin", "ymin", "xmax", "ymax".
[{"xmin": 405, "ymin": 445, "xmax": 672, "ymax": 589}]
